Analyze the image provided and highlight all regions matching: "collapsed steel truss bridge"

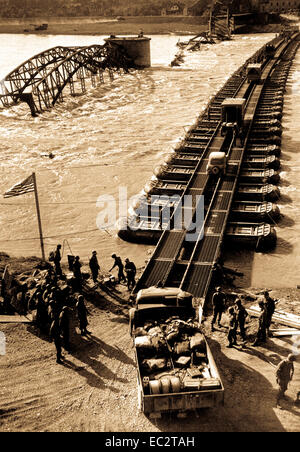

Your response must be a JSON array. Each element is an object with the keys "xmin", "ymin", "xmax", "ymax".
[{"xmin": 0, "ymin": 41, "xmax": 135, "ymax": 116}]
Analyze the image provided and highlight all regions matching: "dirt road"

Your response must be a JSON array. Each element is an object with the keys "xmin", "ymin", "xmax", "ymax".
[{"xmin": 0, "ymin": 284, "xmax": 299, "ymax": 432}]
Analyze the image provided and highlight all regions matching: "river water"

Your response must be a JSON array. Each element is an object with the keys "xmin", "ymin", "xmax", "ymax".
[{"xmin": 0, "ymin": 32, "xmax": 299, "ymax": 287}]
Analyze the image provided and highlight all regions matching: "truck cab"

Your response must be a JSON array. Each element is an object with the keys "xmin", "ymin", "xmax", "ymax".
[
  {"xmin": 206, "ymin": 151, "xmax": 227, "ymax": 176},
  {"xmin": 221, "ymin": 98, "xmax": 246, "ymax": 144},
  {"xmin": 129, "ymin": 287, "xmax": 193, "ymax": 335},
  {"xmin": 247, "ymin": 63, "xmax": 262, "ymax": 83}
]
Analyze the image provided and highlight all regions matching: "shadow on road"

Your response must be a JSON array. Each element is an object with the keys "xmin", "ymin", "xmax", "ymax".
[
  {"xmin": 62, "ymin": 329, "xmax": 134, "ymax": 391},
  {"xmin": 149, "ymin": 339, "xmax": 285, "ymax": 432}
]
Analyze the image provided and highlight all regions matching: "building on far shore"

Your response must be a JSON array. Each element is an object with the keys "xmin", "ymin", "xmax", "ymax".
[
  {"xmin": 161, "ymin": 0, "xmax": 214, "ymax": 17},
  {"xmin": 161, "ymin": 3, "xmax": 188, "ymax": 16}
]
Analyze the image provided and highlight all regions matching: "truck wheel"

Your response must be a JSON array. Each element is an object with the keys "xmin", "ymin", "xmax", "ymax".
[{"xmin": 211, "ymin": 166, "xmax": 220, "ymax": 175}]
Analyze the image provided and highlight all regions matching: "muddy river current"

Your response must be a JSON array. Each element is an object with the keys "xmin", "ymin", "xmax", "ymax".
[{"xmin": 0, "ymin": 32, "xmax": 299, "ymax": 288}]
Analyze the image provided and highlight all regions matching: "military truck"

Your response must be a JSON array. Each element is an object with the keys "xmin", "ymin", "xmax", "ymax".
[{"xmin": 129, "ymin": 287, "xmax": 224, "ymax": 418}]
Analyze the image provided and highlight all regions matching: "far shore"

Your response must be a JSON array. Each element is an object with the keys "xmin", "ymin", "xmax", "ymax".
[{"xmin": 0, "ymin": 16, "xmax": 280, "ymax": 36}]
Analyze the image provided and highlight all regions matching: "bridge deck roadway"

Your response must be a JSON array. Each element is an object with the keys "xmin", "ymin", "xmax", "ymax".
[{"xmin": 134, "ymin": 35, "xmax": 298, "ymax": 301}]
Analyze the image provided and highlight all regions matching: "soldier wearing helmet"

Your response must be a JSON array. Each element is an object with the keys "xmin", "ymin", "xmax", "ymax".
[
  {"xmin": 234, "ymin": 297, "xmax": 248, "ymax": 341},
  {"xmin": 276, "ymin": 354, "xmax": 296, "ymax": 409},
  {"xmin": 109, "ymin": 254, "xmax": 126, "ymax": 284},
  {"xmin": 263, "ymin": 290, "xmax": 278, "ymax": 337},
  {"xmin": 252, "ymin": 300, "xmax": 268, "ymax": 346},
  {"xmin": 124, "ymin": 258, "xmax": 136, "ymax": 291},
  {"xmin": 227, "ymin": 306, "xmax": 238, "ymax": 348},
  {"xmin": 89, "ymin": 250, "xmax": 100, "ymax": 284},
  {"xmin": 211, "ymin": 286, "xmax": 226, "ymax": 332}
]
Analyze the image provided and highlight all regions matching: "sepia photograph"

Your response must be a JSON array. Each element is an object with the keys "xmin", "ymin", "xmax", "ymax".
[{"xmin": 0, "ymin": 0, "xmax": 299, "ymax": 436}]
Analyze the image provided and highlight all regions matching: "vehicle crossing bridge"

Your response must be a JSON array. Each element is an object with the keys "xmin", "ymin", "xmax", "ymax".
[
  {"xmin": 125, "ymin": 32, "xmax": 300, "ymax": 307},
  {"xmin": 0, "ymin": 41, "xmax": 136, "ymax": 116}
]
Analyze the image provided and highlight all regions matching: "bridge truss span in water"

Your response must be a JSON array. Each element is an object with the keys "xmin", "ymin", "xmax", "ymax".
[{"xmin": 0, "ymin": 41, "xmax": 135, "ymax": 116}]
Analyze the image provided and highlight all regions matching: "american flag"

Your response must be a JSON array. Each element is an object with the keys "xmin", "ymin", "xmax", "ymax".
[{"xmin": 3, "ymin": 174, "xmax": 35, "ymax": 198}]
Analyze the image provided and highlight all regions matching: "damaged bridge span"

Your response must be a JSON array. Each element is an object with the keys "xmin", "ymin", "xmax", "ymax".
[{"xmin": 0, "ymin": 40, "xmax": 139, "ymax": 116}]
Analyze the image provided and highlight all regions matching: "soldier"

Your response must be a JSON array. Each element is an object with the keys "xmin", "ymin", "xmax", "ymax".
[
  {"xmin": 227, "ymin": 306, "xmax": 238, "ymax": 348},
  {"xmin": 124, "ymin": 258, "xmax": 136, "ymax": 291},
  {"xmin": 211, "ymin": 286, "xmax": 226, "ymax": 332},
  {"xmin": 54, "ymin": 244, "xmax": 63, "ymax": 278},
  {"xmin": 36, "ymin": 293, "xmax": 48, "ymax": 334},
  {"xmin": 73, "ymin": 256, "xmax": 82, "ymax": 291},
  {"xmin": 50, "ymin": 318, "xmax": 63, "ymax": 365},
  {"xmin": 234, "ymin": 298, "xmax": 248, "ymax": 341},
  {"xmin": 76, "ymin": 295, "xmax": 90, "ymax": 336},
  {"xmin": 252, "ymin": 301, "xmax": 268, "ymax": 346},
  {"xmin": 212, "ymin": 260, "xmax": 236, "ymax": 287},
  {"xmin": 276, "ymin": 354, "xmax": 296, "ymax": 409},
  {"xmin": 264, "ymin": 291, "xmax": 278, "ymax": 337},
  {"xmin": 109, "ymin": 254, "xmax": 126, "ymax": 284},
  {"xmin": 89, "ymin": 251, "xmax": 100, "ymax": 284},
  {"xmin": 48, "ymin": 298, "xmax": 59, "ymax": 322},
  {"xmin": 42, "ymin": 286, "xmax": 50, "ymax": 303},
  {"xmin": 59, "ymin": 306, "xmax": 71, "ymax": 351},
  {"xmin": 211, "ymin": 262, "xmax": 225, "ymax": 287},
  {"xmin": 45, "ymin": 266, "xmax": 55, "ymax": 285},
  {"xmin": 73, "ymin": 256, "xmax": 82, "ymax": 278},
  {"xmin": 47, "ymin": 285, "xmax": 58, "ymax": 306}
]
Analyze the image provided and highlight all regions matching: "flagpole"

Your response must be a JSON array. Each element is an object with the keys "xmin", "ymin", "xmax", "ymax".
[{"xmin": 32, "ymin": 172, "xmax": 45, "ymax": 261}]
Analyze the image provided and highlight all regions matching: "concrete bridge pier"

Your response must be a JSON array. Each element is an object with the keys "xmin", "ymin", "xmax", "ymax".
[{"xmin": 105, "ymin": 36, "xmax": 151, "ymax": 68}]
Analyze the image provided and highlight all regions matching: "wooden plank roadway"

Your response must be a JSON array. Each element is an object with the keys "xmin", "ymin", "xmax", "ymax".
[{"xmin": 134, "ymin": 35, "xmax": 299, "ymax": 301}]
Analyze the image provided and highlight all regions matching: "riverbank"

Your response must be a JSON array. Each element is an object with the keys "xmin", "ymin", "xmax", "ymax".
[
  {"xmin": 0, "ymin": 16, "xmax": 281, "ymax": 36},
  {"xmin": 0, "ymin": 16, "xmax": 207, "ymax": 36},
  {"xmin": 0, "ymin": 253, "xmax": 299, "ymax": 432}
]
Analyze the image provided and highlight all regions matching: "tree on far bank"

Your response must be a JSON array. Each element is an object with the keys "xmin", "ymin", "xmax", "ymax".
[{"xmin": 0, "ymin": 0, "xmax": 222, "ymax": 18}]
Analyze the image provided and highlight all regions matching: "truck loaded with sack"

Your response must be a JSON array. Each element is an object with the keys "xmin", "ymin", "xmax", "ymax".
[{"xmin": 129, "ymin": 286, "xmax": 224, "ymax": 418}]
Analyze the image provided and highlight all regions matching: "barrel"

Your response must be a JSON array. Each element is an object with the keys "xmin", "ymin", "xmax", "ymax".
[{"xmin": 149, "ymin": 380, "xmax": 161, "ymax": 394}]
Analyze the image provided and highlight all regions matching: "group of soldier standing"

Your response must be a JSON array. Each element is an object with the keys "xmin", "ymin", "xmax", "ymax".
[
  {"xmin": 53, "ymin": 245, "xmax": 137, "ymax": 291},
  {"xmin": 38, "ymin": 244, "xmax": 298, "ymax": 407},
  {"xmin": 109, "ymin": 253, "xmax": 137, "ymax": 291},
  {"xmin": 49, "ymin": 293, "xmax": 90, "ymax": 365},
  {"xmin": 46, "ymin": 245, "xmax": 137, "ymax": 364},
  {"xmin": 211, "ymin": 287, "xmax": 277, "ymax": 347},
  {"xmin": 211, "ymin": 286, "xmax": 297, "ymax": 409},
  {"xmin": 32, "ymin": 261, "xmax": 90, "ymax": 365}
]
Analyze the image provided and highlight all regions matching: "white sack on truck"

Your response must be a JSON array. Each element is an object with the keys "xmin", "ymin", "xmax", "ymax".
[{"xmin": 135, "ymin": 336, "xmax": 152, "ymax": 349}]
